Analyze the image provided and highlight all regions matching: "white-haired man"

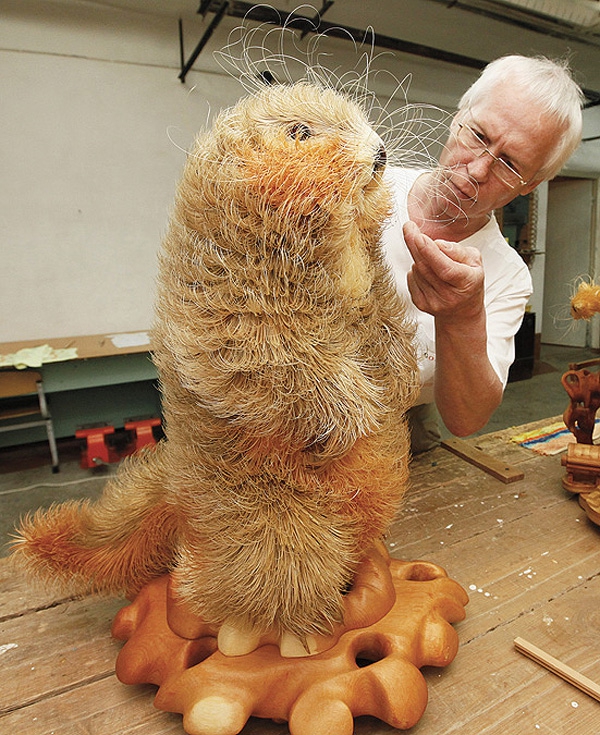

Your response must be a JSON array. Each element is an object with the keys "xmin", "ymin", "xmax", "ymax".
[{"xmin": 383, "ymin": 55, "xmax": 584, "ymax": 452}]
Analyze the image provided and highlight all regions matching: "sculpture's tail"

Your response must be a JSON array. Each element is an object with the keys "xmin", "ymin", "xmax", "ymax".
[{"xmin": 11, "ymin": 445, "xmax": 178, "ymax": 598}]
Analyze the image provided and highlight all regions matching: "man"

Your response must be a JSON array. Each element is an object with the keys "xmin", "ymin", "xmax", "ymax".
[{"xmin": 383, "ymin": 55, "xmax": 584, "ymax": 452}]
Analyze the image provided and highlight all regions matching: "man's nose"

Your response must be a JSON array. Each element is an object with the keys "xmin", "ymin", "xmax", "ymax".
[{"xmin": 466, "ymin": 150, "xmax": 495, "ymax": 181}]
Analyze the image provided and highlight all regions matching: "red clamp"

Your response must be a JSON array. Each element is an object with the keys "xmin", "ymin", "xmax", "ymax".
[
  {"xmin": 76, "ymin": 425, "xmax": 119, "ymax": 469},
  {"xmin": 125, "ymin": 417, "xmax": 161, "ymax": 453}
]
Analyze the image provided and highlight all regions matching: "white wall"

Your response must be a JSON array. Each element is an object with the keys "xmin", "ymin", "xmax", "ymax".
[
  {"xmin": 565, "ymin": 106, "xmax": 600, "ymax": 177},
  {"xmin": 2, "ymin": 0, "xmax": 600, "ymax": 344},
  {"xmin": 542, "ymin": 178, "xmax": 596, "ymax": 347},
  {"xmin": 0, "ymin": 0, "xmax": 461, "ymax": 343},
  {"xmin": 0, "ymin": 1, "xmax": 245, "ymax": 342}
]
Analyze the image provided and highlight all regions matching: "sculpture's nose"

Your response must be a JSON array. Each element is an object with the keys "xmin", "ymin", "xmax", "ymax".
[{"xmin": 373, "ymin": 144, "xmax": 387, "ymax": 173}]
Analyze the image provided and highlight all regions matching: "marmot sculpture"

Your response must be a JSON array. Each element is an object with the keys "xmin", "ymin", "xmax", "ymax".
[{"xmin": 13, "ymin": 80, "xmax": 418, "ymax": 649}]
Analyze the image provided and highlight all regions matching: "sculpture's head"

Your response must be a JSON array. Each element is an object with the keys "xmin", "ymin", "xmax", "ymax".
[{"xmin": 177, "ymin": 81, "xmax": 392, "ymax": 258}]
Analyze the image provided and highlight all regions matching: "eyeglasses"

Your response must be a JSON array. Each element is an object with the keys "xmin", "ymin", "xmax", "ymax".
[{"xmin": 455, "ymin": 120, "xmax": 529, "ymax": 190}]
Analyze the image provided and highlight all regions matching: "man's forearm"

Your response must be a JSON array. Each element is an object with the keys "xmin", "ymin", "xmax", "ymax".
[{"xmin": 433, "ymin": 315, "xmax": 503, "ymax": 436}]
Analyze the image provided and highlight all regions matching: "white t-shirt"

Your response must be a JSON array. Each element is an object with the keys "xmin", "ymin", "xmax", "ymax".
[{"xmin": 382, "ymin": 167, "xmax": 534, "ymax": 405}]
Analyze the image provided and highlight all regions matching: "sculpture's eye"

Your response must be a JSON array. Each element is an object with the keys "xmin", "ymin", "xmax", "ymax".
[{"xmin": 288, "ymin": 123, "xmax": 312, "ymax": 141}]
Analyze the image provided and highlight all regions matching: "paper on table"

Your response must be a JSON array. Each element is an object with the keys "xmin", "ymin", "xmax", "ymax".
[
  {"xmin": 109, "ymin": 332, "xmax": 151, "ymax": 349},
  {"xmin": 0, "ymin": 344, "xmax": 79, "ymax": 369}
]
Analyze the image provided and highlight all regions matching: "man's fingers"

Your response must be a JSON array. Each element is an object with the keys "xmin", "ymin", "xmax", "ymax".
[
  {"xmin": 403, "ymin": 220, "xmax": 479, "ymax": 269},
  {"xmin": 403, "ymin": 222, "xmax": 458, "ymax": 280},
  {"xmin": 436, "ymin": 238, "xmax": 479, "ymax": 266},
  {"xmin": 407, "ymin": 269, "xmax": 436, "ymax": 312},
  {"xmin": 404, "ymin": 219, "xmax": 485, "ymax": 318}
]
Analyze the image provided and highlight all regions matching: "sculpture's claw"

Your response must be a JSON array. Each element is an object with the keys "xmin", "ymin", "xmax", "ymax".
[
  {"xmin": 217, "ymin": 619, "xmax": 263, "ymax": 657},
  {"xmin": 279, "ymin": 631, "xmax": 318, "ymax": 658}
]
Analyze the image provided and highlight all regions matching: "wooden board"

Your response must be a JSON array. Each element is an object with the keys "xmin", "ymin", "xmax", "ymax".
[
  {"xmin": 441, "ymin": 436, "xmax": 525, "ymax": 483},
  {"xmin": 2, "ymin": 416, "xmax": 600, "ymax": 734}
]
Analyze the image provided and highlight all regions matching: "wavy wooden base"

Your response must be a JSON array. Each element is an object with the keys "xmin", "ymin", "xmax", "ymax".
[{"xmin": 111, "ymin": 558, "xmax": 468, "ymax": 735}]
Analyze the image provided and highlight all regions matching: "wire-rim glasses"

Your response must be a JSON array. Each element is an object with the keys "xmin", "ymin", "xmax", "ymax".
[{"xmin": 455, "ymin": 120, "xmax": 529, "ymax": 190}]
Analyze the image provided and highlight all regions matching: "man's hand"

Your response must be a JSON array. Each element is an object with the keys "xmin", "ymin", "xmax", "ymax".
[
  {"xmin": 403, "ymin": 220, "xmax": 502, "ymax": 436},
  {"xmin": 403, "ymin": 220, "xmax": 484, "ymax": 322}
]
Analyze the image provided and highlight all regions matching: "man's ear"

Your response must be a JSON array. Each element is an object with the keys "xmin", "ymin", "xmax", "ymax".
[{"xmin": 521, "ymin": 179, "xmax": 542, "ymax": 196}]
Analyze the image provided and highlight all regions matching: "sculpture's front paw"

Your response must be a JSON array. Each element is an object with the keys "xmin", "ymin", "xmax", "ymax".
[{"xmin": 217, "ymin": 619, "xmax": 275, "ymax": 657}]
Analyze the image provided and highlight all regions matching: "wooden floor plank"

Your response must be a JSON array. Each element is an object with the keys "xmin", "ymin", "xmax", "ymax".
[
  {"xmin": 392, "ymin": 446, "xmax": 571, "ymax": 562},
  {"xmin": 0, "ymin": 677, "xmax": 175, "ymax": 735},
  {"xmin": 412, "ymin": 579, "xmax": 600, "ymax": 734},
  {"xmin": 2, "ymin": 416, "xmax": 599, "ymax": 734},
  {"xmin": 0, "ymin": 556, "xmax": 73, "ymax": 620},
  {"xmin": 0, "ymin": 595, "xmax": 123, "ymax": 713},
  {"xmin": 0, "ymin": 674, "xmax": 303, "ymax": 735}
]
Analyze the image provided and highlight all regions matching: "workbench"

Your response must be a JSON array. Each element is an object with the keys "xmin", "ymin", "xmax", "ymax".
[
  {"xmin": 1, "ymin": 417, "xmax": 599, "ymax": 734},
  {"xmin": 0, "ymin": 333, "xmax": 160, "ymax": 448}
]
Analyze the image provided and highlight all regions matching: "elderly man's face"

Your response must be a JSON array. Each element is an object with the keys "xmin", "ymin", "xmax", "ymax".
[{"xmin": 436, "ymin": 82, "xmax": 562, "ymax": 220}]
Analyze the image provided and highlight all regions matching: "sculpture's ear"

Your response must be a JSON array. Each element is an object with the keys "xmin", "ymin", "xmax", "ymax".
[{"xmin": 258, "ymin": 69, "xmax": 277, "ymax": 85}]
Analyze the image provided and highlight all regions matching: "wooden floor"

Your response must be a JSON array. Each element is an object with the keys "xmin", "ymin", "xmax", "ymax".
[{"xmin": 1, "ymin": 417, "xmax": 599, "ymax": 734}]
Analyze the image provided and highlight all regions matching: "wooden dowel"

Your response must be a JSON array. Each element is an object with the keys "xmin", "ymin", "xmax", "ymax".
[{"xmin": 514, "ymin": 637, "xmax": 600, "ymax": 703}]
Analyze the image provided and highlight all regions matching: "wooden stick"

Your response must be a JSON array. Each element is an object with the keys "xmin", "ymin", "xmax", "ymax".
[
  {"xmin": 441, "ymin": 438, "xmax": 524, "ymax": 483},
  {"xmin": 514, "ymin": 637, "xmax": 600, "ymax": 703}
]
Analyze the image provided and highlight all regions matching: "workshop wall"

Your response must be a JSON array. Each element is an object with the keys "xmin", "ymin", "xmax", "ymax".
[{"xmin": 0, "ymin": 2, "xmax": 243, "ymax": 342}]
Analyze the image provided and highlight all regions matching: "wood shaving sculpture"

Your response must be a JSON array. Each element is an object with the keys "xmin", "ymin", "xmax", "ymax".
[
  {"xmin": 560, "ymin": 278, "xmax": 600, "ymax": 524},
  {"xmin": 562, "ymin": 368, "xmax": 600, "ymax": 445},
  {"xmin": 13, "ymin": 79, "xmax": 419, "ymax": 651},
  {"xmin": 570, "ymin": 280, "xmax": 600, "ymax": 320},
  {"xmin": 12, "ymin": 53, "xmax": 468, "ymax": 731}
]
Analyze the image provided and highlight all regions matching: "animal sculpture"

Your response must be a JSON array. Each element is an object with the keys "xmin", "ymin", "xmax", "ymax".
[
  {"xmin": 570, "ymin": 280, "xmax": 600, "ymax": 320},
  {"xmin": 13, "ymin": 79, "xmax": 419, "ymax": 654}
]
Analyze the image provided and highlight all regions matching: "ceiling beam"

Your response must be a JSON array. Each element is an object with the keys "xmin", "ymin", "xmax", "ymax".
[
  {"xmin": 179, "ymin": 0, "xmax": 600, "ymax": 105},
  {"xmin": 423, "ymin": 0, "xmax": 600, "ymax": 48},
  {"xmin": 179, "ymin": 0, "xmax": 485, "ymax": 83}
]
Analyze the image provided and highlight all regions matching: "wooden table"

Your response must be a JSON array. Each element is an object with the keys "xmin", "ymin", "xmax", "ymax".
[
  {"xmin": 1, "ymin": 417, "xmax": 599, "ymax": 734},
  {"xmin": 0, "ymin": 333, "xmax": 160, "ymax": 446},
  {"xmin": 0, "ymin": 332, "xmax": 153, "ymax": 362}
]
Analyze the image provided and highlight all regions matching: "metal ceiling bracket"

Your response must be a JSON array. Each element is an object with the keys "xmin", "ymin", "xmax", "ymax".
[
  {"xmin": 176, "ymin": 0, "xmax": 599, "ymax": 105},
  {"xmin": 299, "ymin": 0, "xmax": 335, "ymax": 39},
  {"xmin": 178, "ymin": 0, "xmax": 230, "ymax": 83}
]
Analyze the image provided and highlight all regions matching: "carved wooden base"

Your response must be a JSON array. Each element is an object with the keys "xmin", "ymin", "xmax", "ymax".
[
  {"xmin": 111, "ymin": 558, "xmax": 468, "ymax": 735},
  {"xmin": 561, "ymin": 443, "xmax": 600, "ymax": 528},
  {"xmin": 579, "ymin": 491, "xmax": 600, "ymax": 527}
]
